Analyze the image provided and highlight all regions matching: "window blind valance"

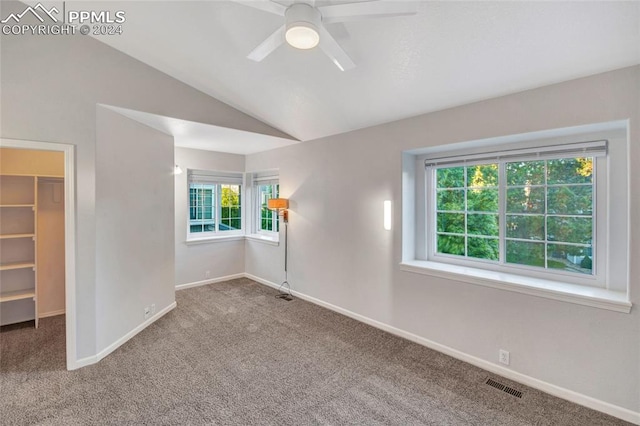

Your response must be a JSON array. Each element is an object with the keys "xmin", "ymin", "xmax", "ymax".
[
  {"xmin": 425, "ymin": 140, "xmax": 607, "ymax": 168},
  {"xmin": 188, "ymin": 169, "xmax": 243, "ymax": 185},
  {"xmin": 252, "ymin": 170, "xmax": 279, "ymax": 185}
]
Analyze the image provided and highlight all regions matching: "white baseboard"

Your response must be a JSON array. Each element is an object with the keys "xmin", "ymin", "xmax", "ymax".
[
  {"xmin": 176, "ymin": 273, "xmax": 245, "ymax": 291},
  {"xmin": 245, "ymin": 273, "xmax": 640, "ymax": 425},
  {"xmin": 94, "ymin": 301, "xmax": 177, "ymax": 363},
  {"xmin": 39, "ymin": 309, "xmax": 65, "ymax": 319},
  {"xmin": 244, "ymin": 273, "xmax": 281, "ymax": 289},
  {"xmin": 69, "ymin": 302, "xmax": 176, "ymax": 370},
  {"xmin": 71, "ymin": 354, "xmax": 97, "ymax": 370}
]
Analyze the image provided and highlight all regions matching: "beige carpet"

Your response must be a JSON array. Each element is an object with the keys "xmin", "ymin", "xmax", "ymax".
[{"xmin": 0, "ymin": 278, "xmax": 631, "ymax": 425}]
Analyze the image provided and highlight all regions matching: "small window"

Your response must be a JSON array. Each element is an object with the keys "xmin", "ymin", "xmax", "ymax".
[
  {"xmin": 188, "ymin": 170, "xmax": 243, "ymax": 239},
  {"xmin": 257, "ymin": 183, "xmax": 279, "ymax": 234},
  {"xmin": 426, "ymin": 140, "xmax": 606, "ymax": 286}
]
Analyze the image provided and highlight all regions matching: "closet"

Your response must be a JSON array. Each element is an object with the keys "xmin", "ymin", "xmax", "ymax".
[{"xmin": 0, "ymin": 148, "xmax": 65, "ymax": 328}]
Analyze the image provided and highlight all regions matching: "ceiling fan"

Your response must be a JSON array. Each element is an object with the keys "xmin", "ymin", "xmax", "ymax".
[{"xmin": 233, "ymin": 0, "xmax": 418, "ymax": 71}]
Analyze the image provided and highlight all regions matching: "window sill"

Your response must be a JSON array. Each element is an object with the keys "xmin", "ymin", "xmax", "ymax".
[
  {"xmin": 246, "ymin": 234, "xmax": 279, "ymax": 246},
  {"xmin": 186, "ymin": 235, "xmax": 245, "ymax": 245},
  {"xmin": 399, "ymin": 260, "xmax": 632, "ymax": 313}
]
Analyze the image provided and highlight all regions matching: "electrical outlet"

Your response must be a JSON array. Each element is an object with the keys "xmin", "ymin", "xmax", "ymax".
[
  {"xmin": 205, "ymin": 270, "xmax": 211, "ymax": 279},
  {"xmin": 144, "ymin": 306, "xmax": 151, "ymax": 320},
  {"xmin": 151, "ymin": 304, "xmax": 156, "ymax": 314},
  {"xmin": 499, "ymin": 349, "xmax": 510, "ymax": 365}
]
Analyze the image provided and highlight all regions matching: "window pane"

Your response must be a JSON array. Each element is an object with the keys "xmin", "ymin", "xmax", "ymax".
[
  {"xmin": 437, "ymin": 234, "xmax": 465, "ymax": 256},
  {"xmin": 437, "ymin": 213, "xmax": 465, "ymax": 234},
  {"xmin": 467, "ymin": 164, "xmax": 498, "ymax": 187},
  {"xmin": 190, "ymin": 224, "xmax": 204, "ymax": 233},
  {"xmin": 467, "ymin": 214, "xmax": 498, "ymax": 237},
  {"xmin": 506, "ymin": 240, "xmax": 545, "ymax": 268},
  {"xmin": 547, "ymin": 244, "xmax": 592, "ymax": 274},
  {"xmin": 547, "ymin": 216, "xmax": 592, "ymax": 244},
  {"xmin": 220, "ymin": 184, "xmax": 241, "ymax": 231},
  {"xmin": 437, "ymin": 167, "xmax": 464, "ymax": 188},
  {"xmin": 547, "ymin": 186, "xmax": 592, "ymax": 215},
  {"xmin": 437, "ymin": 189, "xmax": 464, "ymax": 211},
  {"xmin": 467, "ymin": 189, "xmax": 498, "ymax": 212},
  {"xmin": 221, "ymin": 206, "xmax": 230, "ymax": 220},
  {"xmin": 547, "ymin": 158, "xmax": 592, "ymax": 184},
  {"xmin": 203, "ymin": 206, "xmax": 212, "ymax": 220},
  {"xmin": 507, "ymin": 161, "xmax": 545, "ymax": 186},
  {"xmin": 506, "ymin": 215, "xmax": 544, "ymax": 240},
  {"xmin": 468, "ymin": 237, "xmax": 499, "ymax": 261},
  {"xmin": 221, "ymin": 185, "xmax": 240, "ymax": 207},
  {"xmin": 506, "ymin": 187, "xmax": 545, "ymax": 214}
]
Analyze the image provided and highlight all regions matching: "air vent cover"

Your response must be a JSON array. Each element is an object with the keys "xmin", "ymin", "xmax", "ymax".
[{"xmin": 486, "ymin": 378, "xmax": 523, "ymax": 398}]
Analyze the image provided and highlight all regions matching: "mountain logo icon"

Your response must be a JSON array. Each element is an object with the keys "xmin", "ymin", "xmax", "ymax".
[{"xmin": 1, "ymin": 3, "xmax": 59, "ymax": 24}]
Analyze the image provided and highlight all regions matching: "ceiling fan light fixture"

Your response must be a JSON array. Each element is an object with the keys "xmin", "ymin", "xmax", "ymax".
[
  {"xmin": 284, "ymin": 3, "xmax": 322, "ymax": 50},
  {"xmin": 285, "ymin": 24, "xmax": 319, "ymax": 49}
]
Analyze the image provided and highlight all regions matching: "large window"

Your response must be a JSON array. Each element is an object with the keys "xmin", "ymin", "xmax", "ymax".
[
  {"xmin": 426, "ymin": 140, "xmax": 606, "ymax": 285},
  {"xmin": 188, "ymin": 170, "xmax": 242, "ymax": 238}
]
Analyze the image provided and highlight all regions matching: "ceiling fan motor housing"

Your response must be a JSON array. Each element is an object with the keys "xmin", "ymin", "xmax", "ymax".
[{"xmin": 285, "ymin": 3, "xmax": 322, "ymax": 49}]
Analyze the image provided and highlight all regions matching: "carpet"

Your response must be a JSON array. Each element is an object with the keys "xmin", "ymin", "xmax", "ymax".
[{"xmin": 0, "ymin": 278, "xmax": 631, "ymax": 425}]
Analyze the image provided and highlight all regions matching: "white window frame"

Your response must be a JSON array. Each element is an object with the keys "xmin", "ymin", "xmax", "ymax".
[
  {"xmin": 255, "ymin": 181, "xmax": 280, "ymax": 236},
  {"xmin": 400, "ymin": 121, "xmax": 631, "ymax": 313},
  {"xmin": 187, "ymin": 169, "xmax": 244, "ymax": 241},
  {"xmin": 424, "ymin": 141, "xmax": 606, "ymax": 288},
  {"xmin": 249, "ymin": 172, "xmax": 280, "ymax": 237}
]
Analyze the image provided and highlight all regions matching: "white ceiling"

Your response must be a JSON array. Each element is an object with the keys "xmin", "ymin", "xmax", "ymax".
[
  {"xmin": 69, "ymin": 1, "xmax": 640, "ymax": 142},
  {"xmin": 104, "ymin": 105, "xmax": 298, "ymax": 154}
]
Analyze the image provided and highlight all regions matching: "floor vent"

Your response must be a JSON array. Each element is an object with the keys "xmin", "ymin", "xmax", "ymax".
[{"xmin": 486, "ymin": 378, "xmax": 523, "ymax": 398}]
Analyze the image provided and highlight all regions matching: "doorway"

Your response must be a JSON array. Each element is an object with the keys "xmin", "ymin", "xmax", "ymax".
[{"xmin": 0, "ymin": 139, "xmax": 76, "ymax": 370}]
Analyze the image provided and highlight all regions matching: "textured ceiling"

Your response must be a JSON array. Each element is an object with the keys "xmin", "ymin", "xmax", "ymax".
[{"xmin": 65, "ymin": 1, "xmax": 640, "ymax": 141}]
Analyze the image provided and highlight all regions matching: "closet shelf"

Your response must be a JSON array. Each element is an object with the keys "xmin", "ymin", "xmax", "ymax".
[
  {"xmin": 0, "ymin": 233, "xmax": 35, "ymax": 240},
  {"xmin": 0, "ymin": 261, "xmax": 35, "ymax": 271},
  {"xmin": 0, "ymin": 289, "xmax": 36, "ymax": 303}
]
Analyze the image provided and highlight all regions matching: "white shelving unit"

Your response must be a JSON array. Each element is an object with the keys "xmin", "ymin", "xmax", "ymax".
[{"xmin": 0, "ymin": 175, "xmax": 39, "ymax": 328}]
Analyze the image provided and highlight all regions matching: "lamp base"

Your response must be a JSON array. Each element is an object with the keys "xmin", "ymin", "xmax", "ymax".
[{"xmin": 276, "ymin": 293, "xmax": 293, "ymax": 301}]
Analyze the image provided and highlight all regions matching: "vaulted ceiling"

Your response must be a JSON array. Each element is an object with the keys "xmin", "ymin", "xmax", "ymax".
[{"xmin": 53, "ymin": 1, "xmax": 640, "ymax": 141}]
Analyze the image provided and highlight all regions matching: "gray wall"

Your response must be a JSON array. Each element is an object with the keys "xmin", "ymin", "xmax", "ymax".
[
  {"xmin": 245, "ymin": 66, "xmax": 640, "ymax": 412},
  {"xmin": 175, "ymin": 147, "xmax": 245, "ymax": 285},
  {"xmin": 0, "ymin": 0, "xmax": 289, "ymax": 359},
  {"xmin": 96, "ymin": 108, "xmax": 175, "ymax": 352}
]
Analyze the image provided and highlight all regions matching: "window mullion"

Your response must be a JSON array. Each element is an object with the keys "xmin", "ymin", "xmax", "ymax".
[
  {"xmin": 544, "ymin": 160, "xmax": 549, "ymax": 269},
  {"xmin": 216, "ymin": 184, "xmax": 221, "ymax": 233},
  {"xmin": 498, "ymin": 162, "xmax": 506, "ymax": 265},
  {"xmin": 464, "ymin": 167, "xmax": 468, "ymax": 258}
]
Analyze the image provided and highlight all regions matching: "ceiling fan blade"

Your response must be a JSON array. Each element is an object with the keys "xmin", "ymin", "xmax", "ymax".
[
  {"xmin": 231, "ymin": 0, "xmax": 287, "ymax": 16},
  {"xmin": 318, "ymin": 1, "xmax": 417, "ymax": 24},
  {"xmin": 317, "ymin": 25, "xmax": 355, "ymax": 71},
  {"xmin": 247, "ymin": 25, "xmax": 286, "ymax": 62}
]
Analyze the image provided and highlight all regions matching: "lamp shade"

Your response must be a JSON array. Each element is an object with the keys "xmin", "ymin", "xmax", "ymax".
[{"xmin": 267, "ymin": 198, "xmax": 289, "ymax": 210}]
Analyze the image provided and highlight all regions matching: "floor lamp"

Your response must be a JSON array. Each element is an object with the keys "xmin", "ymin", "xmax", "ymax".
[{"xmin": 268, "ymin": 198, "xmax": 293, "ymax": 301}]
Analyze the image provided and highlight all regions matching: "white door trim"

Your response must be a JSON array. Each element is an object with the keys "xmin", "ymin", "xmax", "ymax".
[{"xmin": 0, "ymin": 138, "xmax": 77, "ymax": 370}]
